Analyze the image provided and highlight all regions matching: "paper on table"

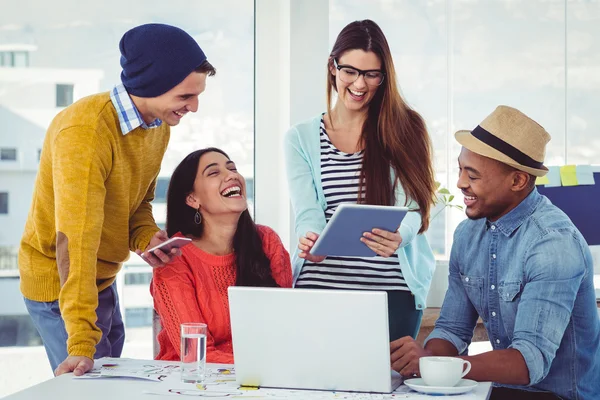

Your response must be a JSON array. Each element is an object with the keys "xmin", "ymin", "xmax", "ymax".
[
  {"xmin": 142, "ymin": 366, "xmax": 484, "ymax": 399},
  {"xmin": 75, "ymin": 357, "xmax": 180, "ymax": 382},
  {"xmin": 560, "ymin": 165, "xmax": 578, "ymax": 187}
]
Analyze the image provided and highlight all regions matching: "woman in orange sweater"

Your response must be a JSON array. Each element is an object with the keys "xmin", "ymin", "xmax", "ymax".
[{"xmin": 151, "ymin": 147, "xmax": 293, "ymax": 363}]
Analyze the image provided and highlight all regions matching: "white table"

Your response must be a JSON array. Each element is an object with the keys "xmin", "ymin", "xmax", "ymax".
[{"xmin": 4, "ymin": 358, "xmax": 491, "ymax": 400}]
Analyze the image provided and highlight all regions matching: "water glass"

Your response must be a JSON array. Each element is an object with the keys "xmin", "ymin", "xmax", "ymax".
[{"xmin": 180, "ymin": 322, "xmax": 207, "ymax": 383}]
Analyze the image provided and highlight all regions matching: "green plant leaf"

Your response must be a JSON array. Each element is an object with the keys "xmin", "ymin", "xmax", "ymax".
[{"xmin": 430, "ymin": 185, "xmax": 465, "ymax": 219}]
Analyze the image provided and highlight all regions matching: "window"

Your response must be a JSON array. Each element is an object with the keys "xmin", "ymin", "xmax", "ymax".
[
  {"xmin": 124, "ymin": 308, "xmax": 153, "ymax": 328},
  {"xmin": 0, "ymin": 2, "xmax": 254, "ymax": 395},
  {"xmin": 0, "ymin": 193, "xmax": 7, "ymax": 214},
  {"xmin": 124, "ymin": 271, "xmax": 152, "ymax": 286},
  {"xmin": 0, "ymin": 148, "xmax": 17, "ymax": 161},
  {"xmin": 0, "ymin": 315, "xmax": 42, "ymax": 346},
  {"xmin": 566, "ymin": 1, "xmax": 600, "ymax": 163},
  {"xmin": 12, "ymin": 51, "xmax": 28, "ymax": 67},
  {"xmin": 331, "ymin": 0, "xmax": 600, "ymax": 257},
  {"xmin": 0, "ymin": 247, "xmax": 18, "ymax": 271},
  {"xmin": 56, "ymin": 84, "xmax": 74, "ymax": 107},
  {"xmin": 0, "ymin": 51, "xmax": 28, "ymax": 67},
  {"xmin": 245, "ymin": 177, "xmax": 254, "ymax": 217},
  {"xmin": 154, "ymin": 177, "xmax": 170, "ymax": 204},
  {"xmin": 0, "ymin": 52, "xmax": 10, "ymax": 67}
]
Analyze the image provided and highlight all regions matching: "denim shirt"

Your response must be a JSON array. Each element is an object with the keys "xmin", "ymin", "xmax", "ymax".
[{"xmin": 426, "ymin": 189, "xmax": 600, "ymax": 400}]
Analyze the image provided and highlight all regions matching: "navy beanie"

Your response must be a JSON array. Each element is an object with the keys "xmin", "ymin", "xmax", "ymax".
[{"xmin": 119, "ymin": 23, "xmax": 207, "ymax": 98}]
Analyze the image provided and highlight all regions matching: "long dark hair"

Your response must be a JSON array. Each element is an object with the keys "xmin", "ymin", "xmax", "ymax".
[
  {"xmin": 166, "ymin": 147, "xmax": 278, "ymax": 287},
  {"xmin": 327, "ymin": 20, "xmax": 436, "ymax": 233}
]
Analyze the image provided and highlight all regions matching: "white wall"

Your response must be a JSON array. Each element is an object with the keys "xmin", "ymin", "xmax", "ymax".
[
  {"xmin": 0, "ymin": 278, "xmax": 27, "ymax": 315},
  {"xmin": 0, "ymin": 68, "xmax": 103, "ymax": 109},
  {"xmin": 254, "ymin": 0, "xmax": 329, "ymax": 249}
]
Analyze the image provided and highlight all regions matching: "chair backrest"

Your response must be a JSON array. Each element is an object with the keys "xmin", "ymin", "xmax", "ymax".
[
  {"xmin": 152, "ymin": 309, "xmax": 162, "ymax": 358},
  {"xmin": 386, "ymin": 290, "xmax": 421, "ymax": 341}
]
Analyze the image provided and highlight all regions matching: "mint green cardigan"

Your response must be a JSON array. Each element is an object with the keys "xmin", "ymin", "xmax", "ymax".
[{"xmin": 283, "ymin": 115, "xmax": 436, "ymax": 310}]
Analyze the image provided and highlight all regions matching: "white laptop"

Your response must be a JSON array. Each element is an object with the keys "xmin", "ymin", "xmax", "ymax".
[{"xmin": 228, "ymin": 287, "xmax": 402, "ymax": 393}]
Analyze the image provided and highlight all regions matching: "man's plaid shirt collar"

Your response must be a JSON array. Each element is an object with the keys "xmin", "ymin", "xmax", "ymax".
[{"xmin": 110, "ymin": 83, "xmax": 162, "ymax": 135}]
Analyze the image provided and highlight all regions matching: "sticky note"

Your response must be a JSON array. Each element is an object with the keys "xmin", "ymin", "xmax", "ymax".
[
  {"xmin": 576, "ymin": 165, "xmax": 595, "ymax": 185},
  {"xmin": 544, "ymin": 166, "xmax": 562, "ymax": 187},
  {"xmin": 560, "ymin": 165, "xmax": 578, "ymax": 186},
  {"xmin": 535, "ymin": 175, "xmax": 550, "ymax": 185}
]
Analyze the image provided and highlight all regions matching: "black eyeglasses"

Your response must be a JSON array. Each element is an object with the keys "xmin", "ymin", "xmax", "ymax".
[{"xmin": 333, "ymin": 59, "xmax": 385, "ymax": 87}]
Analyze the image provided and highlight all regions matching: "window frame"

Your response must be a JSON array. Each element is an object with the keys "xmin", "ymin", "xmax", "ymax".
[
  {"xmin": 56, "ymin": 83, "xmax": 74, "ymax": 107},
  {"xmin": 0, "ymin": 192, "xmax": 8, "ymax": 214},
  {"xmin": 0, "ymin": 148, "xmax": 17, "ymax": 161}
]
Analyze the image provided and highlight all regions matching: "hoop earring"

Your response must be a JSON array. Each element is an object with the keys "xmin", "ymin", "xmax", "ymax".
[{"xmin": 194, "ymin": 208, "xmax": 202, "ymax": 225}]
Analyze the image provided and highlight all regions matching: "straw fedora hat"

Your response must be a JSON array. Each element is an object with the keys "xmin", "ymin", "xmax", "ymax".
[{"xmin": 455, "ymin": 105, "xmax": 550, "ymax": 177}]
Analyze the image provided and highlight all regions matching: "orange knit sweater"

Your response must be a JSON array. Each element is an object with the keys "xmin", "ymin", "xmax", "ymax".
[{"xmin": 151, "ymin": 225, "xmax": 292, "ymax": 363}]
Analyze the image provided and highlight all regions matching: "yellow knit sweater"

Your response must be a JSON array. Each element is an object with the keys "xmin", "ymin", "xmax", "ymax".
[{"xmin": 19, "ymin": 92, "xmax": 170, "ymax": 359}]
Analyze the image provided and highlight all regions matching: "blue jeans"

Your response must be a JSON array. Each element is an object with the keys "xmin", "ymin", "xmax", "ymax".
[{"xmin": 24, "ymin": 282, "xmax": 125, "ymax": 372}]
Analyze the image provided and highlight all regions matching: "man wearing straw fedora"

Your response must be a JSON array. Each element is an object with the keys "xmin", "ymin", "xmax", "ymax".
[{"xmin": 390, "ymin": 106, "xmax": 600, "ymax": 399}]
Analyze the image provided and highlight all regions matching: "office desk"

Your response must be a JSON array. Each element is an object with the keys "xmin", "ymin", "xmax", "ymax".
[{"xmin": 5, "ymin": 358, "xmax": 492, "ymax": 400}]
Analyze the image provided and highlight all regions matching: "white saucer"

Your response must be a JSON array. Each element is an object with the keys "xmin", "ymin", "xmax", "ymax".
[{"xmin": 404, "ymin": 378, "xmax": 478, "ymax": 395}]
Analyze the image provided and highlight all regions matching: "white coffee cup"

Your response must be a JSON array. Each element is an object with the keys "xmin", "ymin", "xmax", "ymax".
[{"xmin": 419, "ymin": 356, "xmax": 471, "ymax": 387}]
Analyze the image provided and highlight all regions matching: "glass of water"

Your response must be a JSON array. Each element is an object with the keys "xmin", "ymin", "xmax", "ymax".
[{"xmin": 180, "ymin": 322, "xmax": 207, "ymax": 383}]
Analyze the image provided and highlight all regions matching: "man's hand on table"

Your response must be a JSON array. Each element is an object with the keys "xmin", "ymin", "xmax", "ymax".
[
  {"xmin": 54, "ymin": 355, "xmax": 94, "ymax": 377},
  {"xmin": 390, "ymin": 336, "xmax": 431, "ymax": 377}
]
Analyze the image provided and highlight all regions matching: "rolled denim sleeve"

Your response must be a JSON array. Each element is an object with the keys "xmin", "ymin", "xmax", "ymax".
[
  {"xmin": 424, "ymin": 226, "xmax": 479, "ymax": 354},
  {"xmin": 508, "ymin": 231, "xmax": 586, "ymax": 385}
]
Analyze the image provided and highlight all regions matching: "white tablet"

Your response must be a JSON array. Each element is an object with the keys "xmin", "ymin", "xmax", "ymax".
[{"xmin": 310, "ymin": 204, "xmax": 409, "ymax": 257}]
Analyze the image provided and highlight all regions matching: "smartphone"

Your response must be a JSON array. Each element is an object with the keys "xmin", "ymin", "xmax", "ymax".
[{"xmin": 147, "ymin": 237, "xmax": 192, "ymax": 254}]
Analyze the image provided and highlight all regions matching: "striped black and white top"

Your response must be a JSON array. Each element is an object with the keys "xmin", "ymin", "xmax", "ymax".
[{"xmin": 295, "ymin": 117, "xmax": 410, "ymax": 291}]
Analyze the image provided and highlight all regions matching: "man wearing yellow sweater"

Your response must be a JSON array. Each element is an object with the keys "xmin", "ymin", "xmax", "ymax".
[{"xmin": 19, "ymin": 23, "xmax": 215, "ymax": 376}]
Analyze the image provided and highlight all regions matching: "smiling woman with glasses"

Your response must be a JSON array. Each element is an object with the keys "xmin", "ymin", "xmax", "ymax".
[{"xmin": 284, "ymin": 19, "xmax": 437, "ymax": 344}]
